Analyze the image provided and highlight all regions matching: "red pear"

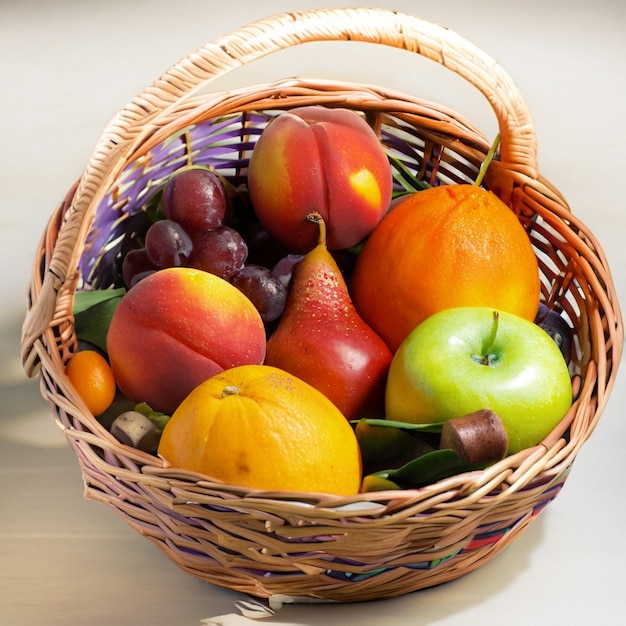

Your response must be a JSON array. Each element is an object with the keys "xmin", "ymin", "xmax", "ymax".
[{"xmin": 265, "ymin": 213, "xmax": 393, "ymax": 420}]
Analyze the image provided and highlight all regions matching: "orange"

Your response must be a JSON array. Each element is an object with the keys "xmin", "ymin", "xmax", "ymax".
[
  {"xmin": 157, "ymin": 364, "xmax": 362, "ymax": 495},
  {"xmin": 65, "ymin": 349, "xmax": 116, "ymax": 416},
  {"xmin": 351, "ymin": 184, "xmax": 540, "ymax": 351}
]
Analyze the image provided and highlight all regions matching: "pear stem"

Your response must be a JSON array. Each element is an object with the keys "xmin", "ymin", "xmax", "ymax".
[{"xmin": 307, "ymin": 211, "xmax": 327, "ymax": 247}]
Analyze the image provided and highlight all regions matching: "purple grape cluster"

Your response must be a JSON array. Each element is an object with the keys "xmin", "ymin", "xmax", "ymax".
[{"xmin": 122, "ymin": 167, "xmax": 296, "ymax": 323}]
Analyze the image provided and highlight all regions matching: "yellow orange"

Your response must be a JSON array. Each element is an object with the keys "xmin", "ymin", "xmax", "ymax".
[
  {"xmin": 351, "ymin": 184, "xmax": 540, "ymax": 351},
  {"xmin": 157, "ymin": 365, "xmax": 362, "ymax": 495},
  {"xmin": 65, "ymin": 349, "xmax": 116, "ymax": 416}
]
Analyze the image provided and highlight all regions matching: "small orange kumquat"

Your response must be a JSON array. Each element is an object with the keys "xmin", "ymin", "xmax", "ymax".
[{"xmin": 65, "ymin": 349, "xmax": 116, "ymax": 416}]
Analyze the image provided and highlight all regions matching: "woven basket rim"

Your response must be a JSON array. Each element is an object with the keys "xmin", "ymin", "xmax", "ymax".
[{"xmin": 30, "ymin": 87, "xmax": 617, "ymax": 511}]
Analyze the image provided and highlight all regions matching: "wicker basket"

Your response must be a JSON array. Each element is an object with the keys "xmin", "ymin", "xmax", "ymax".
[{"xmin": 21, "ymin": 8, "xmax": 623, "ymax": 603}]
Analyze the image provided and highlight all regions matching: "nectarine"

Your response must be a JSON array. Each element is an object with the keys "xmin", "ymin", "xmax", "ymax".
[
  {"xmin": 106, "ymin": 267, "xmax": 266, "ymax": 414},
  {"xmin": 247, "ymin": 106, "xmax": 392, "ymax": 253}
]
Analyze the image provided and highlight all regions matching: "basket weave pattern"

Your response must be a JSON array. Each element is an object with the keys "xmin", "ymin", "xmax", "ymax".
[{"xmin": 21, "ymin": 8, "xmax": 622, "ymax": 602}]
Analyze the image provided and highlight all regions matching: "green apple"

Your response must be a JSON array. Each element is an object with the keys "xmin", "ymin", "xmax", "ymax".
[{"xmin": 385, "ymin": 307, "xmax": 573, "ymax": 455}]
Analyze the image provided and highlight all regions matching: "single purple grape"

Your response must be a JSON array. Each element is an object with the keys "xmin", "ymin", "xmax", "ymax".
[
  {"xmin": 161, "ymin": 168, "xmax": 227, "ymax": 233},
  {"xmin": 130, "ymin": 269, "xmax": 157, "ymax": 287},
  {"xmin": 144, "ymin": 219, "xmax": 193, "ymax": 269},
  {"xmin": 122, "ymin": 247, "xmax": 157, "ymax": 288},
  {"xmin": 272, "ymin": 254, "xmax": 305, "ymax": 287},
  {"xmin": 534, "ymin": 303, "xmax": 573, "ymax": 361},
  {"xmin": 231, "ymin": 265, "xmax": 287, "ymax": 322},
  {"xmin": 187, "ymin": 225, "xmax": 248, "ymax": 280}
]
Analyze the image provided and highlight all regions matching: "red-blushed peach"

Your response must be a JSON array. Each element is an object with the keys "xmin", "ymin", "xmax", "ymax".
[
  {"xmin": 106, "ymin": 267, "xmax": 266, "ymax": 415},
  {"xmin": 247, "ymin": 106, "xmax": 392, "ymax": 253}
]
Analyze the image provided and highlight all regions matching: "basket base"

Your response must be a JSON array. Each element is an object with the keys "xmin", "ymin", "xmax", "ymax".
[
  {"xmin": 73, "ymin": 433, "xmax": 568, "ymax": 604},
  {"xmin": 136, "ymin": 499, "xmax": 553, "ymax": 603}
]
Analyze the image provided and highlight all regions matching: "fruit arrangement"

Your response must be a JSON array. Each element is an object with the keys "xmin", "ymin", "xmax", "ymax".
[
  {"xmin": 23, "ymin": 6, "xmax": 624, "ymax": 604},
  {"xmin": 65, "ymin": 104, "xmax": 577, "ymax": 498}
]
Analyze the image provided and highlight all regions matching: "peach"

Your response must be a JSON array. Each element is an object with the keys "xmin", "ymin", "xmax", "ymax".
[
  {"xmin": 247, "ymin": 106, "xmax": 392, "ymax": 253},
  {"xmin": 106, "ymin": 267, "xmax": 266, "ymax": 415}
]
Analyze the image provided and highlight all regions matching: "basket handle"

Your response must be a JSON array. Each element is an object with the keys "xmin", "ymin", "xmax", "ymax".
[
  {"xmin": 114, "ymin": 7, "xmax": 538, "ymax": 173},
  {"xmin": 127, "ymin": 7, "xmax": 538, "ymax": 172},
  {"xmin": 22, "ymin": 7, "xmax": 537, "ymax": 373}
]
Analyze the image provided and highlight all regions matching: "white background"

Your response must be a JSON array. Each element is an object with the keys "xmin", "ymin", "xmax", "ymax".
[{"xmin": 1, "ymin": 1, "xmax": 625, "ymax": 624}]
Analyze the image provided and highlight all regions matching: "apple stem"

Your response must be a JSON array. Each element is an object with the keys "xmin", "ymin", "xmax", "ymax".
[
  {"xmin": 480, "ymin": 310, "xmax": 499, "ymax": 365},
  {"xmin": 307, "ymin": 211, "xmax": 327, "ymax": 248}
]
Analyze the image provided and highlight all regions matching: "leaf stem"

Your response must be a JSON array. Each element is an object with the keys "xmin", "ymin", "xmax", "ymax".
[
  {"xmin": 351, "ymin": 418, "xmax": 445, "ymax": 434},
  {"xmin": 474, "ymin": 133, "xmax": 501, "ymax": 187},
  {"xmin": 385, "ymin": 151, "xmax": 431, "ymax": 193}
]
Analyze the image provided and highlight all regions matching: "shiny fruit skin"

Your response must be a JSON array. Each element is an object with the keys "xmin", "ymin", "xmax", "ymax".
[
  {"xmin": 144, "ymin": 219, "xmax": 193, "ymax": 269},
  {"xmin": 106, "ymin": 267, "xmax": 266, "ymax": 415},
  {"xmin": 385, "ymin": 307, "xmax": 572, "ymax": 455},
  {"xmin": 122, "ymin": 248, "xmax": 156, "ymax": 288},
  {"xmin": 351, "ymin": 185, "xmax": 541, "ymax": 351},
  {"xmin": 247, "ymin": 106, "xmax": 392, "ymax": 253},
  {"xmin": 157, "ymin": 364, "xmax": 362, "ymax": 495},
  {"xmin": 265, "ymin": 217, "xmax": 393, "ymax": 421},
  {"xmin": 161, "ymin": 167, "xmax": 227, "ymax": 233},
  {"xmin": 186, "ymin": 225, "xmax": 248, "ymax": 280},
  {"xmin": 230, "ymin": 264, "xmax": 287, "ymax": 323},
  {"xmin": 65, "ymin": 349, "xmax": 116, "ymax": 416}
]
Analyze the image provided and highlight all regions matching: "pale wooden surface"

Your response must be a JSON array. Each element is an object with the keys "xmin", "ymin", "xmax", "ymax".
[{"xmin": 1, "ymin": 1, "xmax": 625, "ymax": 624}]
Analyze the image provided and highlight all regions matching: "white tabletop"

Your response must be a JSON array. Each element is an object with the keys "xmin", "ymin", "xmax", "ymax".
[{"xmin": 2, "ymin": 1, "xmax": 625, "ymax": 624}]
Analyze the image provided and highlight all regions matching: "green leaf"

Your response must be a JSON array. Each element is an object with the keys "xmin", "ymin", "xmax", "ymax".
[
  {"xmin": 143, "ymin": 188, "xmax": 165, "ymax": 223},
  {"xmin": 361, "ymin": 474, "xmax": 402, "ymax": 492},
  {"xmin": 134, "ymin": 402, "xmax": 171, "ymax": 432},
  {"xmin": 73, "ymin": 288, "xmax": 125, "ymax": 352},
  {"xmin": 355, "ymin": 419, "xmax": 436, "ymax": 476},
  {"xmin": 73, "ymin": 288, "xmax": 126, "ymax": 315},
  {"xmin": 370, "ymin": 449, "xmax": 480, "ymax": 489},
  {"xmin": 352, "ymin": 418, "xmax": 445, "ymax": 435},
  {"xmin": 386, "ymin": 151, "xmax": 431, "ymax": 193}
]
